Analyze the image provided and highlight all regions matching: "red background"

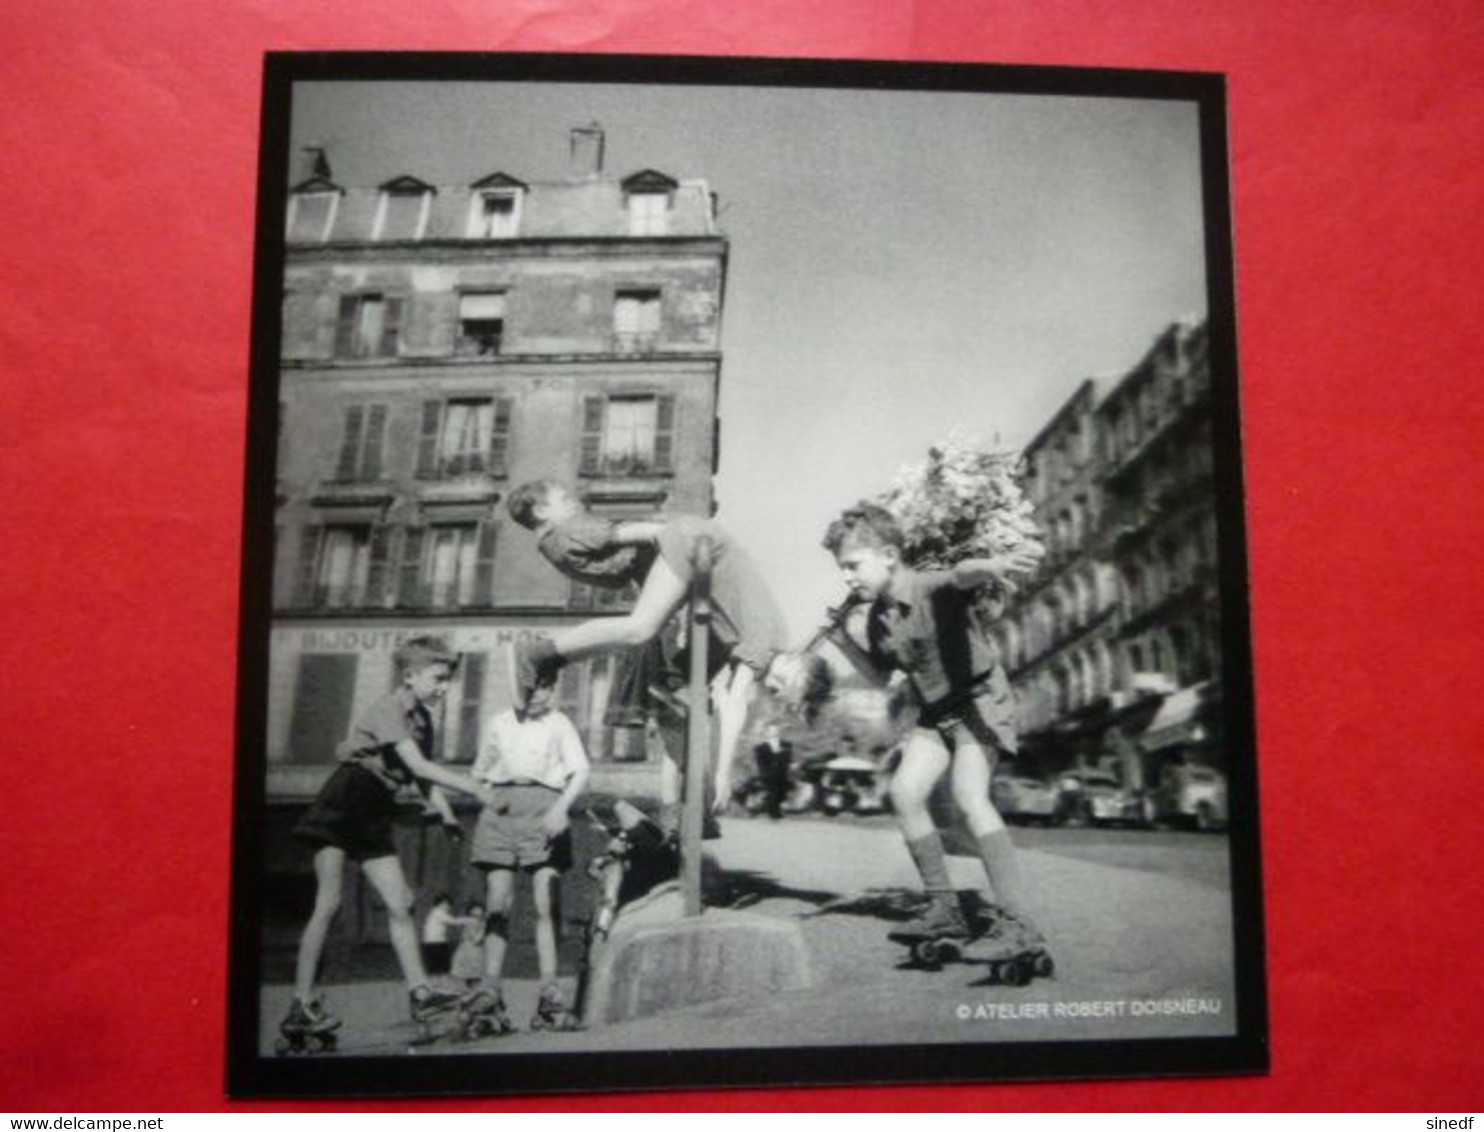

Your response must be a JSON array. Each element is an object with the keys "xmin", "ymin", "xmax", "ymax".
[{"xmin": 2, "ymin": 0, "xmax": 1481, "ymax": 1112}]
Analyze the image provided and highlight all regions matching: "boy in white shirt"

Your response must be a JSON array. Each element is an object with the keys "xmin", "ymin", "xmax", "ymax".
[{"xmin": 465, "ymin": 674, "xmax": 591, "ymax": 1031}]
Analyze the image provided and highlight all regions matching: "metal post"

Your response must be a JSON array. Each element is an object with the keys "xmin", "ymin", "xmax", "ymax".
[{"xmin": 681, "ymin": 536, "xmax": 714, "ymax": 918}]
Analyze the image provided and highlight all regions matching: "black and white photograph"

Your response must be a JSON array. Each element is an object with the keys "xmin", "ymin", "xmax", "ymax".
[{"xmin": 230, "ymin": 53, "xmax": 1264, "ymax": 1097}]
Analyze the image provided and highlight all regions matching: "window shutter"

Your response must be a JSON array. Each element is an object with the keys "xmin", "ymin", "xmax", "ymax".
[
  {"xmin": 362, "ymin": 404, "xmax": 388, "ymax": 480},
  {"xmin": 334, "ymin": 295, "xmax": 358, "ymax": 357},
  {"xmin": 474, "ymin": 521, "xmax": 498, "ymax": 605},
  {"xmin": 653, "ymin": 394, "xmax": 676, "ymax": 474},
  {"xmin": 488, "ymin": 397, "xmax": 512, "ymax": 477},
  {"xmin": 398, "ymin": 527, "xmax": 426, "ymax": 608},
  {"xmin": 416, "ymin": 401, "xmax": 442, "ymax": 479},
  {"xmin": 379, "ymin": 296, "xmax": 403, "ymax": 357},
  {"xmin": 335, "ymin": 405, "xmax": 365, "ymax": 482},
  {"xmin": 294, "ymin": 525, "xmax": 323, "ymax": 607},
  {"xmin": 366, "ymin": 525, "xmax": 391, "ymax": 606},
  {"xmin": 456, "ymin": 653, "xmax": 486, "ymax": 762},
  {"xmin": 579, "ymin": 395, "xmax": 605, "ymax": 476}
]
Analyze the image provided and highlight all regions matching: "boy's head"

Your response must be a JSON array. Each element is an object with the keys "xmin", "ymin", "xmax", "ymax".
[
  {"xmin": 521, "ymin": 673, "xmax": 557, "ymax": 716},
  {"xmin": 395, "ymin": 635, "xmax": 459, "ymax": 705},
  {"xmin": 507, "ymin": 480, "xmax": 579, "ymax": 531},
  {"xmin": 822, "ymin": 503, "xmax": 904, "ymax": 601}
]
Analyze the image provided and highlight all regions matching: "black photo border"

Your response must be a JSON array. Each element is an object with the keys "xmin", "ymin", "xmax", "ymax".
[{"xmin": 228, "ymin": 50, "xmax": 1267, "ymax": 1099}]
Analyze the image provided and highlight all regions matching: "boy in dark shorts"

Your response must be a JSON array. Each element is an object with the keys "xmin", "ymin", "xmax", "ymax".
[
  {"xmin": 821, "ymin": 503, "xmax": 1049, "ymax": 950},
  {"xmin": 505, "ymin": 481, "xmax": 827, "ymax": 824},
  {"xmin": 281, "ymin": 636, "xmax": 495, "ymax": 1043},
  {"xmin": 465, "ymin": 675, "xmax": 590, "ymax": 1030}
]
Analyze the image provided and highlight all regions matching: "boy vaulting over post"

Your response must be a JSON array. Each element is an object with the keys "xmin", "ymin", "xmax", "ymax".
[
  {"xmin": 280, "ymin": 636, "xmax": 495, "ymax": 1051},
  {"xmin": 504, "ymin": 481, "xmax": 828, "ymax": 832},
  {"xmin": 821, "ymin": 503, "xmax": 1050, "ymax": 954}
]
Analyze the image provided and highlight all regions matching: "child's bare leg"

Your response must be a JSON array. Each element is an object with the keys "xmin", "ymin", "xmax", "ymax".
[
  {"xmin": 949, "ymin": 739, "xmax": 1044, "ymax": 935},
  {"xmin": 294, "ymin": 846, "xmax": 346, "ymax": 1002},
  {"xmin": 550, "ymin": 555, "xmax": 689, "ymax": 660},
  {"xmin": 360, "ymin": 855, "xmax": 431, "ymax": 992},
  {"xmin": 532, "ymin": 866, "xmax": 560, "ymax": 985},
  {"xmin": 889, "ymin": 729, "xmax": 962, "ymax": 930},
  {"xmin": 890, "ymin": 728, "xmax": 950, "ymax": 842},
  {"xmin": 481, "ymin": 868, "xmax": 517, "ymax": 987}
]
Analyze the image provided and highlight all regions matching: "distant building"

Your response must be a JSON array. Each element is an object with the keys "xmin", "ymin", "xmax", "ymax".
[
  {"xmin": 269, "ymin": 125, "xmax": 727, "ymax": 807},
  {"xmin": 998, "ymin": 319, "xmax": 1223, "ymax": 782}
]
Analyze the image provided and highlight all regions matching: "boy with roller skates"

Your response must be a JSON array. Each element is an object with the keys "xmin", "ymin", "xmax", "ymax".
[
  {"xmin": 279, "ymin": 636, "xmax": 496, "ymax": 1053},
  {"xmin": 463, "ymin": 672, "xmax": 591, "ymax": 1033},
  {"xmin": 821, "ymin": 504, "xmax": 1052, "ymax": 968}
]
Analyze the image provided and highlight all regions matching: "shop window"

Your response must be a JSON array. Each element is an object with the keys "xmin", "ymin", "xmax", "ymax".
[{"xmin": 288, "ymin": 654, "xmax": 358, "ymax": 762}]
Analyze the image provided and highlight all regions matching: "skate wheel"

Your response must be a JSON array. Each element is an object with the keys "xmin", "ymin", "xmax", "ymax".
[
  {"xmin": 1002, "ymin": 959, "xmax": 1032, "ymax": 987},
  {"xmin": 911, "ymin": 940, "xmax": 942, "ymax": 967},
  {"xmin": 274, "ymin": 1037, "xmax": 292, "ymax": 1056},
  {"xmin": 318, "ymin": 1033, "xmax": 337, "ymax": 1052},
  {"xmin": 1033, "ymin": 952, "xmax": 1055, "ymax": 979}
]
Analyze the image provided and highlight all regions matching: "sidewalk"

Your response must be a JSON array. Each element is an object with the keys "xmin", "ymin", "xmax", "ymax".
[{"xmin": 260, "ymin": 816, "xmax": 1236, "ymax": 1054}]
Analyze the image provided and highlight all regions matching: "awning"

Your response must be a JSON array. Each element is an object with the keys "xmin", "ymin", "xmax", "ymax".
[{"xmin": 1141, "ymin": 681, "xmax": 1216, "ymax": 751}]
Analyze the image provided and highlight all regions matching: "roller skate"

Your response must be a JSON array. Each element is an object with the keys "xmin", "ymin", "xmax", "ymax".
[
  {"xmin": 888, "ymin": 892, "xmax": 972, "ymax": 967},
  {"xmin": 274, "ymin": 997, "xmax": 341, "ymax": 1056},
  {"xmin": 457, "ymin": 985, "xmax": 516, "ymax": 1040},
  {"xmin": 529, "ymin": 981, "xmax": 581, "ymax": 1031}
]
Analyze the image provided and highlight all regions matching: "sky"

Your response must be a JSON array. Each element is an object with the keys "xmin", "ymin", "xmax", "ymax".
[{"xmin": 291, "ymin": 78, "xmax": 1208, "ymax": 638}]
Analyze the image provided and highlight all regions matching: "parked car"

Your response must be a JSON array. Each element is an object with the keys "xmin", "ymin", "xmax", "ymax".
[
  {"xmin": 1152, "ymin": 764, "xmax": 1228, "ymax": 831},
  {"xmin": 1055, "ymin": 770, "xmax": 1155, "ymax": 828},
  {"xmin": 991, "ymin": 774, "xmax": 1061, "ymax": 825}
]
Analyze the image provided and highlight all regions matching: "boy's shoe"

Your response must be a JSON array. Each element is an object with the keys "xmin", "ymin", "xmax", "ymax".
[
  {"xmin": 888, "ymin": 893, "xmax": 972, "ymax": 944},
  {"xmin": 459, "ymin": 986, "xmax": 516, "ymax": 1037},
  {"xmin": 511, "ymin": 637, "xmax": 564, "ymax": 704},
  {"xmin": 530, "ymin": 982, "xmax": 571, "ymax": 1030},
  {"xmin": 281, "ymin": 997, "xmax": 342, "ymax": 1036},
  {"xmin": 409, "ymin": 984, "xmax": 463, "ymax": 1022}
]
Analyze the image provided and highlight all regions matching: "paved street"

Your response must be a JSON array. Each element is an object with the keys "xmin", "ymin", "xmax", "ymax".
[{"xmin": 261, "ymin": 814, "xmax": 1237, "ymax": 1055}]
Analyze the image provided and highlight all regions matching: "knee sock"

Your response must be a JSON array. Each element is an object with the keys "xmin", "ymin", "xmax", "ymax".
[
  {"xmin": 976, "ymin": 829, "xmax": 1038, "ymax": 927},
  {"xmin": 905, "ymin": 833, "xmax": 953, "ymax": 895}
]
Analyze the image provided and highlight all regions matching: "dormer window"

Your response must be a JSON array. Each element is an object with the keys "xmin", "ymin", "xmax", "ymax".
[
  {"xmin": 285, "ymin": 177, "xmax": 342, "ymax": 243},
  {"xmin": 466, "ymin": 173, "xmax": 527, "ymax": 239},
  {"xmin": 373, "ymin": 176, "xmax": 435, "ymax": 241},
  {"xmin": 621, "ymin": 170, "xmax": 678, "ymax": 236}
]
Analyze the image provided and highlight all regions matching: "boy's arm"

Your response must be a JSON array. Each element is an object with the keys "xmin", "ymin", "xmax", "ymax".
[
  {"xmin": 949, "ymin": 547, "xmax": 1044, "ymax": 593},
  {"xmin": 609, "ymin": 520, "xmax": 665, "ymax": 546},
  {"xmin": 394, "ymin": 738, "xmax": 495, "ymax": 806},
  {"xmin": 540, "ymin": 715, "xmax": 591, "ymax": 836},
  {"xmin": 710, "ymin": 663, "xmax": 756, "ymax": 813}
]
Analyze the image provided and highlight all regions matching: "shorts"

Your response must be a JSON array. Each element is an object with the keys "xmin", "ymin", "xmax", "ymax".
[
  {"xmin": 920, "ymin": 694, "xmax": 1017, "ymax": 762},
  {"xmin": 294, "ymin": 763, "xmax": 399, "ymax": 861},
  {"xmin": 471, "ymin": 784, "xmax": 573, "ymax": 872}
]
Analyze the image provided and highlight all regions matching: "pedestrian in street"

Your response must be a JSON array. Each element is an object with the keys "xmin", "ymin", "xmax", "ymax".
[
  {"xmin": 504, "ymin": 480, "xmax": 830, "ymax": 835},
  {"xmin": 419, "ymin": 892, "xmax": 466, "ymax": 978},
  {"xmin": 820, "ymin": 503, "xmax": 1050, "ymax": 952},
  {"xmin": 465, "ymin": 672, "xmax": 590, "ymax": 1031},
  {"xmin": 752, "ymin": 722, "xmax": 794, "ymax": 820},
  {"xmin": 279, "ymin": 636, "xmax": 495, "ymax": 1047},
  {"xmin": 450, "ymin": 899, "xmax": 487, "ymax": 991}
]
